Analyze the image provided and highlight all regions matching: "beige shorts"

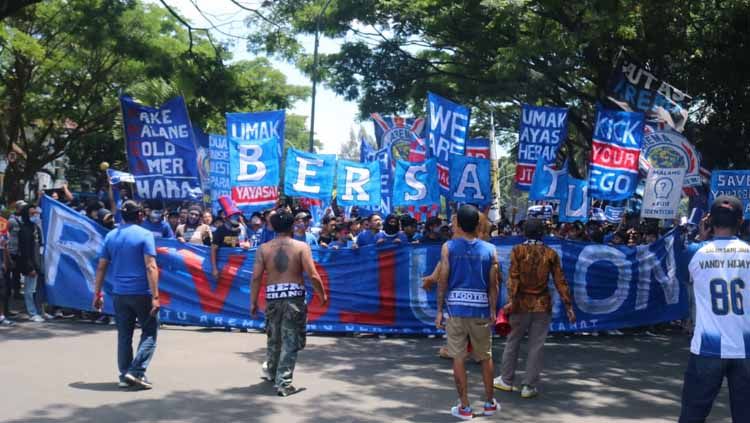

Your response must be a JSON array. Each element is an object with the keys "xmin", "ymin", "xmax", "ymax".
[{"xmin": 445, "ymin": 317, "xmax": 492, "ymax": 361}]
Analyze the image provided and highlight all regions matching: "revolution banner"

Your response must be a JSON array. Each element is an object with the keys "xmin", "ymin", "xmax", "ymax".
[
  {"xmin": 427, "ymin": 92, "xmax": 470, "ymax": 193},
  {"xmin": 41, "ymin": 196, "xmax": 689, "ymax": 334},
  {"xmin": 226, "ymin": 110, "xmax": 285, "ymax": 210},
  {"xmin": 209, "ymin": 135, "xmax": 231, "ymax": 214},
  {"xmin": 588, "ymin": 108, "xmax": 645, "ymax": 201},
  {"xmin": 529, "ymin": 156, "xmax": 568, "ymax": 201},
  {"xmin": 515, "ymin": 105, "xmax": 568, "ymax": 190},
  {"xmin": 392, "ymin": 158, "xmax": 441, "ymax": 208},
  {"xmin": 284, "ymin": 148, "xmax": 336, "ymax": 200},
  {"xmin": 335, "ymin": 159, "xmax": 381, "ymax": 208},
  {"xmin": 709, "ymin": 170, "xmax": 750, "ymax": 219},
  {"xmin": 120, "ymin": 95, "xmax": 202, "ymax": 200}
]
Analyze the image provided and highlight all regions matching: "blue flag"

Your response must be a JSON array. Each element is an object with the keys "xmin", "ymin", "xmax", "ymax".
[
  {"xmin": 449, "ymin": 155, "xmax": 491, "ymax": 206},
  {"xmin": 106, "ymin": 169, "xmax": 135, "ymax": 185},
  {"xmin": 120, "ymin": 95, "xmax": 202, "ymax": 200},
  {"xmin": 392, "ymin": 158, "xmax": 440, "ymax": 207},
  {"xmin": 359, "ymin": 137, "xmax": 392, "ymax": 216},
  {"xmin": 709, "ymin": 171, "xmax": 750, "ymax": 219},
  {"xmin": 284, "ymin": 148, "xmax": 336, "ymax": 200},
  {"xmin": 466, "ymin": 138, "xmax": 491, "ymax": 158},
  {"xmin": 336, "ymin": 160, "xmax": 381, "ymax": 207},
  {"xmin": 515, "ymin": 105, "xmax": 568, "ymax": 190},
  {"xmin": 559, "ymin": 176, "xmax": 589, "ymax": 223},
  {"xmin": 228, "ymin": 136, "xmax": 280, "ymax": 188},
  {"xmin": 604, "ymin": 205, "xmax": 626, "ymax": 223},
  {"xmin": 209, "ymin": 135, "xmax": 231, "ymax": 214},
  {"xmin": 529, "ymin": 156, "xmax": 568, "ymax": 201},
  {"xmin": 427, "ymin": 92, "xmax": 470, "ymax": 193},
  {"xmin": 589, "ymin": 108, "xmax": 645, "ymax": 201}
]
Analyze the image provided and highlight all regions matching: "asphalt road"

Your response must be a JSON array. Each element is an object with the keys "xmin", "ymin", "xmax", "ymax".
[{"xmin": 0, "ymin": 320, "xmax": 732, "ymax": 423}]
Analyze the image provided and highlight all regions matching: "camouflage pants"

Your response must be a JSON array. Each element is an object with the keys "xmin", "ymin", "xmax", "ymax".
[{"xmin": 265, "ymin": 297, "xmax": 307, "ymax": 388}]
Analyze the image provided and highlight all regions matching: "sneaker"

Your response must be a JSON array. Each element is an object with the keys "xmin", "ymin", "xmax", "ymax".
[
  {"xmin": 378, "ymin": 334, "xmax": 387, "ymax": 339},
  {"xmin": 520, "ymin": 385, "xmax": 538, "ymax": 399},
  {"xmin": 42, "ymin": 312, "xmax": 54, "ymax": 320},
  {"xmin": 0, "ymin": 317, "xmax": 14, "ymax": 326},
  {"xmin": 118, "ymin": 376, "xmax": 133, "ymax": 388},
  {"xmin": 606, "ymin": 329, "xmax": 624, "ymax": 336},
  {"xmin": 261, "ymin": 361, "xmax": 273, "ymax": 382},
  {"xmin": 493, "ymin": 376, "xmax": 513, "ymax": 392},
  {"xmin": 55, "ymin": 310, "xmax": 74, "ymax": 319},
  {"xmin": 277, "ymin": 384, "xmax": 299, "ymax": 397},
  {"xmin": 95, "ymin": 316, "xmax": 109, "ymax": 325},
  {"xmin": 124, "ymin": 373, "xmax": 153, "ymax": 390},
  {"xmin": 450, "ymin": 405, "xmax": 473, "ymax": 421},
  {"xmin": 483, "ymin": 399, "xmax": 500, "ymax": 416},
  {"xmin": 30, "ymin": 315, "xmax": 45, "ymax": 323}
]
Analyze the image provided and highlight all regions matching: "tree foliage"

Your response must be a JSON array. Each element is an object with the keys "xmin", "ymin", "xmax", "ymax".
[
  {"xmin": 0, "ymin": 0, "xmax": 310, "ymax": 200},
  {"xmin": 245, "ymin": 0, "xmax": 750, "ymax": 172}
]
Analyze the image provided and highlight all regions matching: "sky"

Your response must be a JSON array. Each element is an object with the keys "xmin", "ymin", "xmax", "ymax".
[{"xmin": 158, "ymin": 0, "xmax": 371, "ymax": 155}]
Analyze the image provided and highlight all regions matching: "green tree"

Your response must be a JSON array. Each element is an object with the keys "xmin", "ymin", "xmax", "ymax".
[
  {"xmin": 0, "ymin": 0, "xmax": 311, "ymax": 200},
  {"xmin": 244, "ymin": 0, "xmax": 750, "ymax": 172}
]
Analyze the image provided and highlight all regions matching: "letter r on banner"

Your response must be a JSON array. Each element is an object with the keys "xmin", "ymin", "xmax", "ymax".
[
  {"xmin": 336, "ymin": 159, "xmax": 380, "ymax": 207},
  {"xmin": 343, "ymin": 167, "xmax": 369, "ymax": 201}
]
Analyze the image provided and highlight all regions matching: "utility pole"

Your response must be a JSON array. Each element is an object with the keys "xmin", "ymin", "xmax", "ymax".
[{"xmin": 308, "ymin": 0, "xmax": 334, "ymax": 152}]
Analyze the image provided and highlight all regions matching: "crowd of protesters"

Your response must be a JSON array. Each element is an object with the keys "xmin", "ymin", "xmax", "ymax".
[{"xmin": 0, "ymin": 178, "xmax": 710, "ymax": 330}]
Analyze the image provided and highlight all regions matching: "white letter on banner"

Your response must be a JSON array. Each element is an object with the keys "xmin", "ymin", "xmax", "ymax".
[
  {"xmin": 635, "ymin": 234, "xmax": 679, "ymax": 309},
  {"xmin": 574, "ymin": 245, "xmax": 631, "ymax": 314},
  {"xmin": 405, "ymin": 163, "xmax": 427, "ymax": 201},
  {"xmin": 565, "ymin": 183, "xmax": 588, "ymax": 218},
  {"xmin": 292, "ymin": 156, "xmax": 323, "ymax": 194},
  {"xmin": 456, "ymin": 163, "xmax": 484, "ymax": 200},
  {"xmin": 342, "ymin": 166, "xmax": 370, "ymax": 202},
  {"xmin": 237, "ymin": 144, "xmax": 266, "ymax": 182},
  {"xmin": 44, "ymin": 205, "xmax": 103, "ymax": 290}
]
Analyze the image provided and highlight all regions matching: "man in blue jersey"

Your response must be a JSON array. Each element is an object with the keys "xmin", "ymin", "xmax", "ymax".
[
  {"xmin": 92, "ymin": 200, "xmax": 160, "ymax": 390},
  {"xmin": 436, "ymin": 204, "xmax": 500, "ymax": 420},
  {"xmin": 680, "ymin": 195, "xmax": 750, "ymax": 423}
]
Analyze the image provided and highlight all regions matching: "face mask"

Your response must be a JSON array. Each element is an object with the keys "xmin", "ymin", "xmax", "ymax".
[
  {"xmin": 294, "ymin": 223, "xmax": 306, "ymax": 232},
  {"xmin": 432, "ymin": 226, "xmax": 441, "ymax": 234},
  {"xmin": 103, "ymin": 220, "xmax": 115, "ymax": 229},
  {"xmin": 30, "ymin": 216, "xmax": 41, "ymax": 225},
  {"xmin": 228, "ymin": 215, "xmax": 241, "ymax": 228},
  {"xmin": 188, "ymin": 214, "xmax": 200, "ymax": 225},
  {"xmin": 149, "ymin": 210, "xmax": 162, "ymax": 223},
  {"xmin": 251, "ymin": 217, "xmax": 262, "ymax": 226},
  {"xmin": 384, "ymin": 221, "xmax": 398, "ymax": 235}
]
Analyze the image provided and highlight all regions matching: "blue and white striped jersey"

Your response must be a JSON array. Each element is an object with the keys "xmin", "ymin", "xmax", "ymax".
[{"xmin": 686, "ymin": 236, "xmax": 750, "ymax": 358}]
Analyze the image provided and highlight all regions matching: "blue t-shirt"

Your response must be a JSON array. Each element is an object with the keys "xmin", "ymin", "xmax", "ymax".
[
  {"xmin": 140, "ymin": 220, "xmax": 174, "ymax": 239},
  {"xmin": 328, "ymin": 239, "xmax": 353, "ymax": 249},
  {"xmin": 261, "ymin": 227, "xmax": 276, "ymax": 244},
  {"xmin": 376, "ymin": 231, "xmax": 408, "ymax": 245},
  {"xmin": 100, "ymin": 223, "xmax": 157, "ymax": 295},
  {"xmin": 294, "ymin": 232, "xmax": 318, "ymax": 247},
  {"xmin": 356, "ymin": 230, "xmax": 377, "ymax": 246},
  {"xmin": 445, "ymin": 237, "xmax": 496, "ymax": 319},
  {"xmin": 247, "ymin": 227, "xmax": 264, "ymax": 248}
]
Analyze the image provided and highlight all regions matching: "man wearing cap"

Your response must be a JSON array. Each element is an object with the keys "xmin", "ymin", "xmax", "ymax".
[
  {"xmin": 211, "ymin": 196, "xmax": 250, "ymax": 280},
  {"xmin": 293, "ymin": 212, "xmax": 318, "ymax": 247},
  {"xmin": 92, "ymin": 200, "xmax": 160, "ymax": 390},
  {"xmin": 679, "ymin": 195, "xmax": 750, "ymax": 422}
]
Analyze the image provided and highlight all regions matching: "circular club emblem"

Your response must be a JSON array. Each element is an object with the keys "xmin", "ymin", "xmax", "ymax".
[
  {"xmin": 389, "ymin": 138, "xmax": 412, "ymax": 165},
  {"xmin": 642, "ymin": 128, "xmax": 701, "ymax": 187}
]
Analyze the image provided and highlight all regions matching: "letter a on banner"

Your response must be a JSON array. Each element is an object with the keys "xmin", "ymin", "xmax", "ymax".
[
  {"xmin": 449, "ymin": 155, "xmax": 491, "ymax": 206},
  {"xmin": 336, "ymin": 160, "xmax": 381, "ymax": 207},
  {"xmin": 284, "ymin": 148, "xmax": 336, "ymax": 200},
  {"xmin": 392, "ymin": 158, "xmax": 440, "ymax": 208}
]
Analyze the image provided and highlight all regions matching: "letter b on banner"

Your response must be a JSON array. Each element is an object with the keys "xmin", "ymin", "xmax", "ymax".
[{"xmin": 229, "ymin": 136, "xmax": 280, "ymax": 187}]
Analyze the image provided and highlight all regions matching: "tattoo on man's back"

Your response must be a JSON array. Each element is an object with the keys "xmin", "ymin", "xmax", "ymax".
[{"xmin": 274, "ymin": 247, "xmax": 289, "ymax": 272}]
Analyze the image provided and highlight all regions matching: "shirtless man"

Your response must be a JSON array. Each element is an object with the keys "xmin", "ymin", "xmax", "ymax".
[{"xmin": 250, "ymin": 210, "xmax": 327, "ymax": 396}]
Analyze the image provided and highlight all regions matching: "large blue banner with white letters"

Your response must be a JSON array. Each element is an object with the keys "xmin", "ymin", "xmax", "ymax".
[
  {"xmin": 335, "ymin": 159, "xmax": 381, "ymax": 207},
  {"xmin": 360, "ymin": 137, "xmax": 392, "ymax": 216},
  {"xmin": 209, "ymin": 135, "xmax": 231, "ymax": 214},
  {"xmin": 393, "ymin": 158, "xmax": 441, "ymax": 208},
  {"xmin": 449, "ymin": 155, "xmax": 491, "ymax": 206},
  {"xmin": 427, "ymin": 92, "xmax": 470, "ymax": 193},
  {"xmin": 284, "ymin": 148, "xmax": 336, "ymax": 200},
  {"xmin": 121, "ymin": 95, "xmax": 202, "ymax": 200},
  {"xmin": 709, "ymin": 170, "xmax": 750, "ymax": 219},
  {"xmin": 42, "ymin": 196, "xmax": 688, "ymax": 333},
  {"xmin": 228, "ymin": 136, "xmax": 280, "ymax": 188},
  {"xmin": 589, "ymin": 108, "xmax": 645, "ymax": 201},
  {"xmin": 515, "ymin": 104, "xmax": 568, "ymax": 190}
]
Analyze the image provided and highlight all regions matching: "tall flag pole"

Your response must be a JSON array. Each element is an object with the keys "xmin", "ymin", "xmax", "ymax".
[{"xmin": 488, "ymin": 111, "xmax": 501, "ymax": 222}]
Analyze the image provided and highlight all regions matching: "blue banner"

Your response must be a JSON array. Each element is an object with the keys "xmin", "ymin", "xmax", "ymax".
[
  {"xmin": 709, "ymin": 170, "xmax": 750, "ymax": 219},
  {"xmin": 427, "ymin": 92, "xmax": 470, "ymax": 193},
  {"xmin": 371, "ymin": 114, "xmax": 427, "ymax": 162},
  {"xmin": 559, "ymin": 176, "xmax": 589, "ymax": 223},
  {"xmin": 106, "ymin": 169, "xmax": 135, "ymax": 185},
  {"xmin": 605, "ymin": 205, "xmax": 626, "ymax": 223},
  {"xmin": 515, "ymin": 105, "xmax": 568, "ymax": 190},
  {"xmin": 209, "ymin": 135, "xmax": 231, "ymax": 214},
  {"xmin": 392, "ymin": 158, "xmax": 440, "ymax": 208},
  {"xmin": 449, "ymin": 155, "xmax": 491, "ymax": 206},
  {"xmin": 529, "ymin": 156, "xmax": 568, "ymax": 201},
  {"xmin": 589, "ymin": 108, "xmax": 645, "ymax": 201},
  {"xmin": 336, "ymin": 159, "xmax": 381, "ymax": 207},
  {"xmin": 284, "ymin": 148, "xmax": 336, "ymax": 200},
  {"xmin": 120, "ymin": 95, "xmax": 201, "ymax": 200},
  {"xmin": 228, "ymin": 136, "xmax": 280, "ymax": 188},
  {"xmin": 359, "ymin": 137, "xmax": 392, "ymax": 216},
  {"xmin": 466, "ymin": 137, "xmax": 491, "ymax": 159},
  {"xmin": 42, "ymin": 196, "xmax": 689, "ymax": 334},
  {"xmin": 226, "ymin": 110, "xmax": 284, "ymax": 210}
]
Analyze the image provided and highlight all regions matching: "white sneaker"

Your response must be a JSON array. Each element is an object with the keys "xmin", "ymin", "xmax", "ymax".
[
  {"xmin": 450, "ymin": 405, "xmax": 473, "ymax": 420},
  {"xmin": 42, "ymin": 313, "xmax": 54, "ymax": 320},
  {"xmin": 261, "ymin": 361, "xmax": 273, "ymax": 382},
  {"xmin": 493, "ymin": 376, "xmax": 514, "ymax": 392},
  {"xmin": 606, "ymin": 329, "xmax": 624, "ymax": 336},
  {"xmin": 30, "ymin": 315, "xmax": 45, "ymax": 323},
  {"xmin": 483, "ymin": 398, "xmax": 500, "ymax": 416},
  {"xmin": 0, "ymin": 317, "xmax": 14, "ymax": 326},
  {"xmin": 520, "ymin": 385, "xmax": 538, "ymax": 399}
]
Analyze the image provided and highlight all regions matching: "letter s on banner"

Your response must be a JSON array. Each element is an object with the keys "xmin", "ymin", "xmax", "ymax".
[
  {"xmin": 405, "ymin": 164, "xmax": 427, "ymax": 201},
  {"xmin": 393, "ymin": 158, "xmax": 440, "ymax": 208}
]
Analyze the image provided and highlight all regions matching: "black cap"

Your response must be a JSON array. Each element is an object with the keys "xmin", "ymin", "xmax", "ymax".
[{"xmin": 710, "ymin": 195, "xmax": 743, "ymax": 219}]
